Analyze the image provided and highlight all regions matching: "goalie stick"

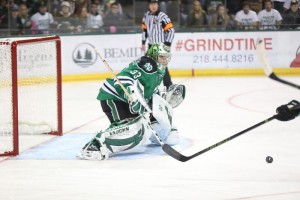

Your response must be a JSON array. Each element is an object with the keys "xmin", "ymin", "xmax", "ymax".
[
  {"xmin": 163, "ymin": 102, "xmax": 300, "ymax": 162},
  {"xmin": 163, "ymin": 115, "xmax": 276, "ymax": 162},
  {"xmin": 256, "ymin": 38, "xmax": 300, "ymax": 90}
]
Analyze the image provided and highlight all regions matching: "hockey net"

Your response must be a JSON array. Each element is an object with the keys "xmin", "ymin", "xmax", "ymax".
[{"xmin": 0, "ymin": 36, "xmax": 62, "ymax": 156}]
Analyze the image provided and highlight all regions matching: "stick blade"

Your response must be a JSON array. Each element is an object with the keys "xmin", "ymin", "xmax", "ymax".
[
  {"xmin": 162, "ymin": 144, "xmax": 190, "ymax": 162},
  {"xmin": 269, "ymin": 72, "xmax": 300, "ymax": 89}
]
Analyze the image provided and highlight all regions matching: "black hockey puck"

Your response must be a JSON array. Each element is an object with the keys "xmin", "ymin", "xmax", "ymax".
[{"xmin": 266, "ymin": 156, "xmax": 273, "ymax": 163}]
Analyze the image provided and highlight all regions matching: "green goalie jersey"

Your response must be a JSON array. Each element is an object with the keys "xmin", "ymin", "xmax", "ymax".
[{"xmin": 97, "ymin": 56, "xmax": 166, "ymax": 103}]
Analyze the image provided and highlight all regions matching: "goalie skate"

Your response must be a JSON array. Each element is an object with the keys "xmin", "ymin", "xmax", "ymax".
[{"xmin": 78, "ymin": 144, "xmax": 109, "ymax": 161}]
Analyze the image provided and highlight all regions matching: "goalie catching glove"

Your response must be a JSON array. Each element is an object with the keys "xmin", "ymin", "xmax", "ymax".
[
  {"xmin": 275, "ymin": 100, "xmax": 300, "ymax": 121},
  {"xmin": 162, "ymin": 84, "xmax": 186, "ymax": 108}
]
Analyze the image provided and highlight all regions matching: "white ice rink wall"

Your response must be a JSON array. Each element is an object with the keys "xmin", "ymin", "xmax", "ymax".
[{"xmin": 60, "ymin": 31, "xmax": 300, "ymax": 81}]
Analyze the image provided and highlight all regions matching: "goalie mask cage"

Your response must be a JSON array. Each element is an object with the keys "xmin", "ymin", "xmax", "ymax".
[{"xmin": 0, "ymin": 36, "xmax": 62, "ymax": 156}]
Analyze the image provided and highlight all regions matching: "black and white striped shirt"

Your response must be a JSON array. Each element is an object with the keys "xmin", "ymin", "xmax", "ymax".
[{"xmin": 142, "ymin": 10, "xmax": 175, "ymax": 46}]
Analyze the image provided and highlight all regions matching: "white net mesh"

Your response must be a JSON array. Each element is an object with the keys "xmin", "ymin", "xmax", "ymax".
[
  {"xmin": 0, "ymin": 41, "xmax": 13, "ymax": 154},
  {"xmin": 0, "ymin": 37, "xmax": 60, "ymax": 155}
]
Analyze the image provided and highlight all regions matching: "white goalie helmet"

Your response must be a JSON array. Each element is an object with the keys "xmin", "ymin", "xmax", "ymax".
[{"xmin": 147, "ymin": 43, "xmax": 171, "ymax": 68}]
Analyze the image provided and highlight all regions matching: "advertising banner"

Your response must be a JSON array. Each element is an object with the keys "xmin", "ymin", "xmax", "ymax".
[
  {"xmin": 61, "ymin": 32, "xmax": 300, "ymax": 75},
  {"xmin": 172, "ymin": 32, "xmax": 299, "ymax": 69},
  {"xmin": 61, "ymin": 34, "xmax": 143, "ymax": 74}
]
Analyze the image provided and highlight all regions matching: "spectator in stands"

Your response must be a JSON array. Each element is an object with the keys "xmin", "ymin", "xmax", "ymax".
[
  {"xmin": 9, "ymin": 4, "xmax": 19, "ymax": 35},
  {"xmin": 158, "ymin": 0, "xmax": 167, "ymax": 13},
  {"xmin": 55, "ymin": 1, "xmax": 79, "ymax": 34},
  {"xmin": 226, "ymin": 0, "xmax": 242, "ymax": 30},
  {"xmin": 235, "ymin": 2, "xmax": 258, "ymax": 30},
  {"xmin": 258, "ymin": 0, "xmax": 282, "ymax": 30},
  {"xmin": 282, "ymin": 0, "xmax": 300, "ymax": 29},
  {"xmin": 74, "ymin": 0, "xmax": 89, "ymax": 17},
  {"xmin": 29, "ymin": 0, "xmax": 47, "ymax": 16},
  {"xmin": 271, "ymin": 0, "xmax": 286, "ymax": 13},
  {"xmin": 103, "ymin": 2, "xmax": 126, "ymax": 33},
  {"xmin": 243, "ymin": 0, "xmax": 263, "ymax": 13},
  {"xmin": 166, "ymin": 0, "xmax": 180, "ymax": 23},
  {"xmin": 57, "ymin": 1, "xmax": 74, "ymax": 17},
  {"xmin": 209, "ymin": 4, "xmax": 230, "ymax": 30},
  {"xmin": 30, "ymin": 1, "xmax": 55, "ymax": 34},
  {"xmin": 207, "ymin": 0, "xmax": 227, "ymax": 13},
  {"xmin": 16, "ymin": 4, "xmax": 31, "ymax": 35},
  {"xmin": 7, "ymin": 0, "xmax": 18, "ymax": 10},
  {"xmin": 205, "ymin": 1, "xmax": 227, "ymax": 25},
  {"xmin": 15, "ymin": 0, "xmax": 35, "ymax": 15},
  {"xmin": 284, "ymin": 0, "xmax": 300, "ymax": 11},
  {"xmin": 86, "ymin": 2, "xmax": 104, "ymax": 32},
  {"xmin": 92, "ymin": 0, "xmax": 105, "ymax": 17},
  {"xmin": 187, "ymin": 0, "xmax": 208, "ymax": 29},
  {"xmin": 104, "ymin": 0, "xmax": 122, "ymax": 16},
  {"xmin": 0, "ymin": 0, "xmax": 9, "ymax": 32},
  {"xmin": 179, "ymin": 0, "xmax": 189, "ymax": 27},
  {"xmin": 76, "ymin": 6, "xmax": 89, "ymax": 32},
  {"xmin": 205, "ymin": 0, "xmax": 226, "ymax": 9},
  {"xmin": 64, "ymin": 0, "xmax": 76, "ymax": 14},
  {"xmin": 198, "ymin": 0, "xmax": 206, "ymax": 8},
  {"xmin": 227, "ymin": 0, "xmax": 242, "ymax": 15}
]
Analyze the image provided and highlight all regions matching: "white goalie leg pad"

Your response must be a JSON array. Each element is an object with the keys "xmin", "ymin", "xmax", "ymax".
[
  {"xmin": 150, "ymin": 94, "xmax": 179, "ymax": 145},
  {"xmin": 149, "ymin": 121, "xmax": 169, "ymax": 144},
  {"xmin": 149, "ymin": 122, "xmax": 179, "ymax": 145},
  {"xmin": 79, "ymin": 115, "xmax": 153, "ymax": 160},
  {"xmin": 165, "ymin": 126, "xmax": 179, "ymax": 146},
  {"xmin": 149, "ymin": 122, "xmax": 179, "ymax": 146},
  {"xmin": 100, "ymin": 114, "xmax": 153, "ymax": 154},
  {"xmin": 152, "ymin": 94, "xmax": 173, "ymax": 132}
]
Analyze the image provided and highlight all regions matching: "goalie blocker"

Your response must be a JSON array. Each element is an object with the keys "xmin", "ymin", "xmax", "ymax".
[{"xmin": 78, "ymin": 82, "xmax": 186, "ymax": 161}]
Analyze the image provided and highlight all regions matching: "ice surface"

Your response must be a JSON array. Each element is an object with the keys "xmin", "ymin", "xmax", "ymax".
[{"xmin": 0, "ymin": 77, "xmax": 299, "ymax": 200}]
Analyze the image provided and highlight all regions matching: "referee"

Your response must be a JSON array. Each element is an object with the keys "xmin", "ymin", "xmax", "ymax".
[{"xmin": 141, "ymin": 0, "xmax": 175, "ymax": 89}]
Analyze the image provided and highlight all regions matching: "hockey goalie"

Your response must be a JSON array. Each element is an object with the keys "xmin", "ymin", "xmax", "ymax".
[{"xmin": 78, "ymin": 43, "xmax": 186, "ymax": 161}]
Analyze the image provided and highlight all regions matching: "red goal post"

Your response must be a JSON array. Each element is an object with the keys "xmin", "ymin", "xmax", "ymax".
[{"xmin": 0, "ymin": 35, "xmax": 62, "ymax": 156}]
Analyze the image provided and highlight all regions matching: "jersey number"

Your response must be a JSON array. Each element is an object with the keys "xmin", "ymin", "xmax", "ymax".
[{"xmin": 130, "ymin": 70, "xmax": 141, "ymax": 79}]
